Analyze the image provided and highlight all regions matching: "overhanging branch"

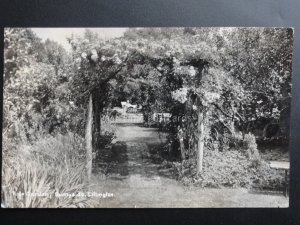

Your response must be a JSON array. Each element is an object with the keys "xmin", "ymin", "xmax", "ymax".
[{"xmin": 78, "ymin": 58, "xmax": 128, "ymax": 98}]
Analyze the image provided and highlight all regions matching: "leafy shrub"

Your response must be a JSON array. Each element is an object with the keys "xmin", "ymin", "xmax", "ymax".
[
  {"xmin": 243, "ymin": 133, "xmax": 261, "ymax": 167},
  {"xmin": 228, "ymin": 131, "xmax": 244, "ymax": 149},
  {"xmin": 30, "ymin": 132, "xmax": 86, "ymax": 168},
  {"xmin": 171, "ymin": 147, "xmax": 284, "ymax": 190},
  {"xmin": 97, "ymin": 115, "xmax": 117, "ymax": 149},
  {"xmin": 98, "ymin": 131, "xmax": 116, "ymax": 149}
]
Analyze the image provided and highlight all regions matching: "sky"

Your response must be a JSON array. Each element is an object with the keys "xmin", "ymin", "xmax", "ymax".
[{"xmin": 32, "ymin": 28, "xmax": 128, "ymax": 50}]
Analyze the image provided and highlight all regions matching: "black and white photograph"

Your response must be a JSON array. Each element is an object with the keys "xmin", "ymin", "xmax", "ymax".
[{"xmin": 2, "ymin": 27, "xmax": 293, "ymax": 208}]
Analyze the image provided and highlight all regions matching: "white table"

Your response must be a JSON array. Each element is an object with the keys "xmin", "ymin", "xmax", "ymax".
[{"xmin": 269, "ymin": 161, "xmax": 290, "ymax": 196}]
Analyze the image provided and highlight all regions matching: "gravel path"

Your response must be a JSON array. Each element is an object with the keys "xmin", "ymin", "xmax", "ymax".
[{"xmin": 90, "ymin": 124, "xmax": 288, "ymax": 208}]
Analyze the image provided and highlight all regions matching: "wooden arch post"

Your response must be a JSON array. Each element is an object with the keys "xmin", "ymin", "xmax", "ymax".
[
  {"xmin": 85, "ymin": 94, "xmax": 93, "ymax": 182},
  {"xmin": 194, "ymin": 60, "xmax": 209, "ymax": 175},
  {"xmin": 197, "ymin": 109, "xmax": 205, "ymax": 174}
]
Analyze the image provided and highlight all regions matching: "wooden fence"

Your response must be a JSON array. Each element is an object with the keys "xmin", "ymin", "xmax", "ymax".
[{"xmin": 114, "ymin": 113, "xmax": 144, "ymax": 124}]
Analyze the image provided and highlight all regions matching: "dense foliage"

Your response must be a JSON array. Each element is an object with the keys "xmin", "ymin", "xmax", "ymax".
[
  {"xmin": 2, "ymin": 28, "xmax": 292, "ymax": 207},
  {"xmin": 120, "ymin": 28, "xmax": 293, "ymax": 158},
  {"xmin": 3, "ymin": 28, "xmax": 95, "ymax": 207}
]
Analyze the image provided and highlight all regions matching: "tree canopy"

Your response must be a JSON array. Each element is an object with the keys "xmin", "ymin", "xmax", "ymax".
[{"xmin": 4, "ymin": 27, "xmax": 293, "ymax": 157}]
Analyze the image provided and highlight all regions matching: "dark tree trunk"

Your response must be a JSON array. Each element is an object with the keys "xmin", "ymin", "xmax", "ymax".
[
  {"xmin": 143, "ymin": 111, "xmax": 148, "ymax": 125},
  {"xmin": 92, "ymin": 90, "xmax": 102, "ymax": 149},
  {"xmin": 197, "ymin": 110, "xmax": 204, "ymax": 174}
]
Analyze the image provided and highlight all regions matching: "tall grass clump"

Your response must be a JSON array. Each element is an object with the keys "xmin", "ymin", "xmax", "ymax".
[{"xmin": 2, "ymin": 132, "xmax": 96, "ymax": 208}]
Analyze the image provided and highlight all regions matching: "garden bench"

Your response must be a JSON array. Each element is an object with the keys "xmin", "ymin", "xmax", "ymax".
[{"xmin": 269, "ymin": 161, "xmax": 290, "ymax": 196}]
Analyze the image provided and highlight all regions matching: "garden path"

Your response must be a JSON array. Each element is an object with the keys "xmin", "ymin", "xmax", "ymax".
[{"xmin": 90, "ymin": 124, "xmax": 288, "ymax": 208}]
